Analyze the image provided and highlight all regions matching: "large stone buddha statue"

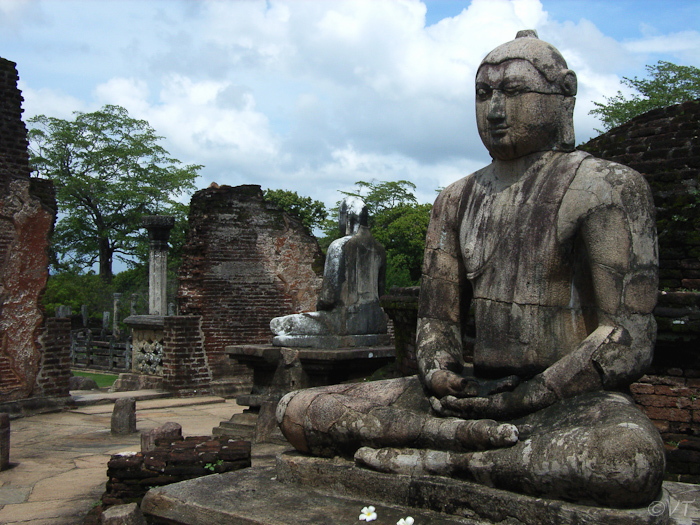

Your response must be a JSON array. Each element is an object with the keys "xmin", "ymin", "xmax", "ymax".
[{"xmin": 275, "ymin": 30, "xmax": 664, "ymax": 510}]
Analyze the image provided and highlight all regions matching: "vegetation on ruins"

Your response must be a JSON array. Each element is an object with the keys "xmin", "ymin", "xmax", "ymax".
[
  {"xmin": 28, "ymin": 104, "xmax": 202, "ymax": 282},
  {"xmin": 590, "ymin": 61, "xmax": 700, "ymax": 131},
  {"xmin": 42, "ymin": 267, "xmax": 149, "ymax": 327},
  {"xmin": 263, "ymin": 189, "xmax": 328, "ymax": 232}
]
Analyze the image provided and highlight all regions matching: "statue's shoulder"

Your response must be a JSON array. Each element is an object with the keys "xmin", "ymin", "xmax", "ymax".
[
  {"xmin": 560, "ymin": 152, "xmax": 653, "ymax": 230},
  {"xmin": 568, "ymin": 152, "xmax": 649, "ymax": 202},
  {"xmin": 433, "ymin": 170, "xmax": 480, "ymax": 214}
]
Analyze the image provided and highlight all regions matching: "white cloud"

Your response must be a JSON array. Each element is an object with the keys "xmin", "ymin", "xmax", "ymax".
[
  {"xmin": 624, "ymin": 30, "xmax": 700, "ymax": 63},
  {"xmin": 9, "ymin": 0, "xmax": 700, "ymax": 211},
  {"xmin": 19, "ymin": 83, "xmax": 87, "ymax": 120},
  {"xmin": 94, "ymin": 78, "xmax": 150, "ymax": 114}
]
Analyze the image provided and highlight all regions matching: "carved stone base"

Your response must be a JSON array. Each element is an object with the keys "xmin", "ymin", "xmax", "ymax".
[
  {"xmin": 276, "ymin": 452, "xmax": 670, "ymax": 525},
  {"xmin": 110, "ymin": 372, "xmax": 163, "ymax": 392},
  {"xmin": 141, "ymin": 454, "xmax": 693, "ymax": 524}
]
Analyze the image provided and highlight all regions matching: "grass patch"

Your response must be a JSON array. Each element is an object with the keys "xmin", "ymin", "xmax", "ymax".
[{"xmin": 72, "ymin": 370, "xmax": 119, "ymax": 388}]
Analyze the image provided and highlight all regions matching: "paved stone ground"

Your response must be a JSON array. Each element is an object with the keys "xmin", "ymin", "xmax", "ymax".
[{"xmin": 0, "ymin": 392, "xmax": 243, "ymax": 525}]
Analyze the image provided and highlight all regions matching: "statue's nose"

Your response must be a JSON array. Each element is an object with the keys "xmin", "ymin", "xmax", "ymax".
[{"xmin": 487, "ymin": 90, "xmax": 506, "ymax": 120}]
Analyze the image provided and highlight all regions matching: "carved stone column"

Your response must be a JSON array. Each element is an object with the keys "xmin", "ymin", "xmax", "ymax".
[{"xmin": 142, "ymin": 215, "xmax": 175, "ymax": 316}]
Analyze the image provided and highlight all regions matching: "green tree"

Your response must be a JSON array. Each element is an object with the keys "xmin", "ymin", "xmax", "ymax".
[
  {"xmin": 28, "ymin": 104, "xmax": 202, "ymax": 282},
  {"xmin": 342, "ymin": 180, "xmax": 418, "ymax": 219},
  {"xmin": 590, "ymin": 61, "xmax": 700, "ymax": 131},
  {"xmin": 263, "ymin": 189, "xmax": 328, "ymax": 232}
]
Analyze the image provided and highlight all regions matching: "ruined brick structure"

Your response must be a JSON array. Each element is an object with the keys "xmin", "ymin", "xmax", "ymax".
[
  {"xmin": 102, "ymin": 437, "xmax": 250, "ymax": 508},
  {"xmin": 34, "ymin": 318, "xmax": 71, "ymax": 398},
  {"xmin": 162, "ymin": 316, "xmax": 212, "ymax": 397},
  {"xmin": 178, "ymin": 184, "xmax": 324, "ymax": 380},
  {"xmin": 0, "ymin": 57, "xmax": 58, "ymax": 403}
]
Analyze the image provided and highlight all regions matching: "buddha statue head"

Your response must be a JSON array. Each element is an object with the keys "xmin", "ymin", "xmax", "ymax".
[
  {"xmin": 475, "ymin": 30, "xmax": 577, "ymax": 161},
  {"xmin": 338, "ymin": 196, "xmax": 369, "ymax": 236}
]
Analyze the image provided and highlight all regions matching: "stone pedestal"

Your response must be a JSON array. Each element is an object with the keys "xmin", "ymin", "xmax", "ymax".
[
  {"xmin": 142, "ymin": 215, "xmax": 175, "ymax": 317},
  {"xmin": 214, "ymin": 344, "xmax": 394, "ymax": 442}
]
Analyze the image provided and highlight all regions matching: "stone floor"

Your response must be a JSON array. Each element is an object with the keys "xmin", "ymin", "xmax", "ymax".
[{"xmin": 0, "ymin": 392, "xmax": 243, "ymax": 525}]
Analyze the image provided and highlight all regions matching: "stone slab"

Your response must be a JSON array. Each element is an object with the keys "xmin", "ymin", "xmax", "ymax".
[
  {"xmin": 272, "ymin": 333, "xmax": 392, "ymax": 348},
  {"xmin": 71, "ymin": 389, "xmax": 171, "ymax": 407},
  {"xmin": 123, "ymin": 315, "xmax": 165, "ymax": 329},
  {"xmin": 140, "ymin": 461, "xmax": 700, "ymax": 524},
  {"xmin": 276, "ymin": 452, "xmax": 670, "ymax": 525},
  {"xmin": 141, "ymin": 466, "xmax": 478, "ymax": 524},
  {"xmin": 73, "ymin": 394, "xmax": 224, "ymax": 415},
  {"xmin": 226, "ymin": 344, "xmax": 395, "ymax": 362}
]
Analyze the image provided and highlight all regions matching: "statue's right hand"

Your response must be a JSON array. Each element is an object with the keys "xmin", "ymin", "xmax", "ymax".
[
  {"xmin": 429, "ymin": 370, "xmax": 520, "ymax": 399},
  {"xmin": 429, "ymin": 370, "xmax": 478, "ymax": 398}
]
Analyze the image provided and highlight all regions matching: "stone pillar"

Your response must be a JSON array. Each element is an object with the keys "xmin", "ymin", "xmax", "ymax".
[
  {"xmin": 142, "ymin": 216, "xmax": 175, "ymax": 316},
  {"xmin": 113, "ymin": 293, "xmax": 122, "ymax": 338}
]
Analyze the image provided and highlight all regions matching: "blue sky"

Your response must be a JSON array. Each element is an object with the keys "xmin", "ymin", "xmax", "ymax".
[{"xmin": 2, "ymin": 0, "xmax": 699, "ymax": 209}]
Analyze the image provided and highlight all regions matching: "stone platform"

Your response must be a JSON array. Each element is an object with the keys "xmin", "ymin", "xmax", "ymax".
[
  {"xmin": 140, "ymin": 452, "xmax": 700, "ymax": 524},
  {"xmin": 216, "ymin": 344, "xmax": 395, "ymax": 443},
  {"xmin": 225, "ymin": 344, "xmax": 395, "ymax": 395}
]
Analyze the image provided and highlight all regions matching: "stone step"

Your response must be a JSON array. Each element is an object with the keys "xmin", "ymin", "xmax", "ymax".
[
  {"xmin": 72, "ymin": 392, "xmax": 225, "ymax": 414},
  {"xmin": 71, "ymin": 389, "xmax": 172, "ymax": 407},
  {"xmin": 141, "ymin": 466, "xmax": 476, "ymax": 525}
]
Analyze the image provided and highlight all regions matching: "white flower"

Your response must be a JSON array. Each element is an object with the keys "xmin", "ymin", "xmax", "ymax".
[
  {"xmin": 359, "ymin": 506, "xmax": 377, "ymax": 521},
  {"xmin": 397, "ymin": 518, "xmax": 414, "ymax": 525}
]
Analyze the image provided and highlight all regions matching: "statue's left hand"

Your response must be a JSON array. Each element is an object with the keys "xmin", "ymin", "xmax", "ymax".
[{"xmin": 433, "ymin": 376, "xmax": 557, "ymax": 420}]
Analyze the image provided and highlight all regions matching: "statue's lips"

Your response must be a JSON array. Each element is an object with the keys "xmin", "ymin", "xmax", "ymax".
[{"xmin": 489, "ymin": 126, "xmax": 509, "ymax": 137}]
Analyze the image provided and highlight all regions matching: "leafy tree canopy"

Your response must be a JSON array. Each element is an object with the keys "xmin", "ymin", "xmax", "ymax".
[
  {"xmin": 263, "ymin": 188, "xmax": 328, "ymax": 232},
  {"xmin": 341, "ymin": 180, "xmax": 418, "ymax": 220},
  {"xmin": 28, "ymin": 104, "xmax": 202, "ymax": 282},
  {"xmin": 590, "ymin": 61, "xmax": 700, "ymax": 131}
]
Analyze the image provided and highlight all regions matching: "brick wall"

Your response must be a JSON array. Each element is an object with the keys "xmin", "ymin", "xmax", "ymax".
[
  {"xmin": 102, "ymin": 437, "xmax": 250, "ymax": 508},
  {"xmin": 178, "ymin": 184, "xmax": 323, "ymax": 379},
  {"xmin": 581, "ymin": 99, "xmax": 700, "ymax": 290},
  {"xmin": 0, "ymin": 57, "xmax": 56, "ymax": 403},
  {"xmin": 0, "ymin": 57, "xmax": 31, "ymax": 190},
  {"xmin": 34, "ymin": 317, "xmax": 72, "ymax": 398},
  {"xmin": 162, "ymin": 316, "xmax": 212, "ymax": 397}
]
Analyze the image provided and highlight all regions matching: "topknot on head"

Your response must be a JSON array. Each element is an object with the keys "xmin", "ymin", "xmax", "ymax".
[
  {"xmin": 479, "ymin": 29, "xmax": 573, "ymax": 91},
  {"xmin": 515, "ymin": 29, "xmax": 539, "ymax": 39}
]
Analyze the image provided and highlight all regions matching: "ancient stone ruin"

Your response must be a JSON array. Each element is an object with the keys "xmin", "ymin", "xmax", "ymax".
[
  {"xmin": 177, "ymin": 184, "xmax": 324, "ymax": 393},
  {"xmin": 0, "ymin": 57, "xmax": 69, "ymax": 411}
]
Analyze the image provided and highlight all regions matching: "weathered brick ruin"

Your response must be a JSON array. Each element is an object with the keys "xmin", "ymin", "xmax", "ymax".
[
  {"xmin": 102, "ymin": 436, "xmax": 250, "ymax": 508},
  {"xmin": 178, "ymin": 184, "xmax": 324, "ymax": 383},
  {"xmin": 162, "ymin": 316, "xmax": 212, "ymax": 397},
  {"xmin": 0, "ymin": 57, "xmax": 61, "ymax": 405}
]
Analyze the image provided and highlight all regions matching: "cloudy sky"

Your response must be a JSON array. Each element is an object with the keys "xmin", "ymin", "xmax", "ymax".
[{"xmin": 2, "ymin": 0, "xmax": 699, "ymax": 208}]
